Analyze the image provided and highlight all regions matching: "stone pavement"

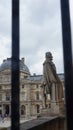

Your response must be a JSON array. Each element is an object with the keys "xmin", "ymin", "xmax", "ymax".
[
  {"xmin": 0, "ymin": 118, "xmax": 32, "ymax": 128},
  {"xmin": 0, "ymin": 116, "xmax": 61, "ymax": 130}
]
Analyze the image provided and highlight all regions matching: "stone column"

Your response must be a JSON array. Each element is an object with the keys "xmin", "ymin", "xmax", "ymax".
[
  {"xmin": 2, "ymin": 104, "xmax": 5, "ymax": 115},
  {"xmin": 25, "ymin": 84, "xmax": 31, "ymax": 119},
  {"xmin": 2, "ymin": 104, "xmax": 3, "ymax": 115}
]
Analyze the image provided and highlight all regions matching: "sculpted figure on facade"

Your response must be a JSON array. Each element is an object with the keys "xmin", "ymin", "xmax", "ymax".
[
  {"xmin": 43, "ymin": 52, "xmax": 63, "ymax": 101},
  {"xmin": 43, "ymin": 52, "xmax": 55, "ymax": 95}
]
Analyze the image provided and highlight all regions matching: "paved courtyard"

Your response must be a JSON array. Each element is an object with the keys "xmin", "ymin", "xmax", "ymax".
[{"xmin": 0, "ymin": 118, "xmax": 32, "ymax": 128}]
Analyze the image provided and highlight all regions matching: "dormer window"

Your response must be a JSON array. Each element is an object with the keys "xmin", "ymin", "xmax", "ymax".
[
  {"xmin": 24, "ymin": 76, "xmax": 28, "ymax": 79},
  {"xmin": 0, "ymin": 86, "xmax": 2, "ymax": 90},
  {"xmin": 22, "ymin": 85, "xmax": 24, "ymax": 88},
  {"xmin": 0, "ymin": 94, "xmax": 2, "ymax": 101}
]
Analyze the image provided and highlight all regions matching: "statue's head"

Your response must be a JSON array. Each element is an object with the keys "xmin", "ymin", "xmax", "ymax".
[{"xmin": 45, "ymin": 52, "xmax": 53, "ymax": 61}]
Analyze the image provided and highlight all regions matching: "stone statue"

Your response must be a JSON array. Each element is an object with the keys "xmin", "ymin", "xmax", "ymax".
[
  {"xmin": 43, "ymin": 52, "xmax": 56, "ymax": 94},
  {"xmin": 42, "ymin": 52, "xmax": 64, "ymax": 113},
  {"xmin": 43, "ymin": 52, "xmax": 63, "ymax": 98}
]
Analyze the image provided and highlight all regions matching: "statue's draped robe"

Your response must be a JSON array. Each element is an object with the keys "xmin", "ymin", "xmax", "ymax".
[{"xmin": 43, "ymin": 60, "xmax": 63, "ymax": 100}]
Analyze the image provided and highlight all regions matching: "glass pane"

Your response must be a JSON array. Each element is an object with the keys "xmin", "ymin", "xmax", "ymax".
[
  {"xmin": 20, "ymin": 1, "xmax": 66, "ymax": 129},
  {"xmin": 70, "ymin": 0, "xmax": 73, "ymax": 52},
  {"xmin": 20, "ymin": 0, "xmax": 64, "ymax": 74},
  {"xmin": 0, "ymin": 0, "xmax": 11, "ymax": 128}
]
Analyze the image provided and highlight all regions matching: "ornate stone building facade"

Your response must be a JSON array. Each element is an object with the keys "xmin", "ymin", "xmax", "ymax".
[
  {"xmin": 0, "ymin": 57, "xmax": 64, "ymax": 118},
  {"xmin": 0, "ymin": 58, "xmax": 51, "ymax": 118}
]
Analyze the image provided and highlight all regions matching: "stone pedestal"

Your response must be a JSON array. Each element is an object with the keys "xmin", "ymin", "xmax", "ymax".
[
  {"xmin": 51, "ymin": 102, "xmax": 59, "ymax": 114},
  {"xmin": 51, "ymin": 83, "xmax": 59, "ymax": 114}
]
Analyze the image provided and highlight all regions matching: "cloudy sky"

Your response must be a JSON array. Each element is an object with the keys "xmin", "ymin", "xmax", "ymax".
[{"xmin": 0, "ymin": 0, "xmax": 73, "ymax": 75}]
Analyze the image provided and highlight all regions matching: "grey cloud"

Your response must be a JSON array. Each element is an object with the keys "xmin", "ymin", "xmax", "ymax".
[
  {"xmin": 0, "ymin": 0, "xmax": 70, "ymax": 74},
  {"xmin": 20, "ymin": 0, "xmax": 63, "ymax": 74},
  {"xmin": 0, "ymin": 1, "xmax": 11, "ymax": 37},
  {"xmin": 27, "ymin": 0, "xmax": 60, "ymax": 25}
]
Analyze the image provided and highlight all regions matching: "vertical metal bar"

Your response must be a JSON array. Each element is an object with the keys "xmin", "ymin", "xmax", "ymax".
[
  {"xmin": 60, "ymin": 0, "xmax": 73, "ymax": 130},
  {"xmin": 11, "ymin": 0, "xmax": 20, "ymax": 130}
]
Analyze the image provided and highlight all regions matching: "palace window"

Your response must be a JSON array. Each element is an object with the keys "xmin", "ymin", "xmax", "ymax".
[
  {"xmin": 36, "ymin": 92, "xmax": 39, "ymax": 100},
  {"xmin": 0, "ymin": 86, "xmax": 2, "ymax": 90},
  {"xmin": 49, "ymin": 103, "xmax": 51, "ymax": 108},
  {"xmin": 0, "ymin": 94, "xmax": 2, "ymax": 101},
  {"xmin": 21, "ymin": 105, "xmax": 26, "ymax": 115},
  {"xmin": 22, "ymin": 85, "xmax": 25, "ymax": 88},
  {"xmin": 37, "ymin": 105, "xmax": 40, "ymax": 113},
  {"xmin": 6, "ymin": 93, "xmax": 11, "ymax": 101},
  {"xmin": 24, "ymin": 76, "xmax": 28, "ymax": 79}
]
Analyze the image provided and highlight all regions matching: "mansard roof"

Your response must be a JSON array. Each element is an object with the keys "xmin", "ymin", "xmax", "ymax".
[
  {"xmin": 0, "ymin": 58, "xmax": 30, "ymax": 74},
  {"xmin": 30, "ymin": 75, "xmax": 43, "ymax": 81},
  {"xmin": 30, "ymin": 73, "xmax": 64, "ymax": 81}
]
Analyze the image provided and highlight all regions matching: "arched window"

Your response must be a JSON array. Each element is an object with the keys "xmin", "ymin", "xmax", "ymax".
[
  {"xmin": 6, "ymin": 93, "xmax": 11, "ymax": 101},
  {"xmin": 37, "ymin": 105, "xmax": 40, "ymax": 113},
  {"xmin": 0, "ymin": 86, "xmax": 2, "ymax": 90},
  {"xmin": 36, "ymin": 92, "xmax": 39, "ymax": 100},
  {"xmin": 21, "ymin": 105, "xmax": 26, "ymax": 115},
  {"xmin": 0, "ymin": 94, "xmax": 2, "ymax": 101},
  {"xmin": 5, "ymin": 105, "xmax": 9, "ymax": 115}
]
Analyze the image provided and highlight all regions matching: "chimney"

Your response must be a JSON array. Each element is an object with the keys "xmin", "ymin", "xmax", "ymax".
[
  {"xmin": 21, "ymin": 57, "xmax": 25, "ymax": 64},
  {"xmin": 33, "ymin": 73, "xmax": 36, "ymax": 76},
  {"xmin": 3, "ymin": 59, "xmax": 6, "ymax": 62}
]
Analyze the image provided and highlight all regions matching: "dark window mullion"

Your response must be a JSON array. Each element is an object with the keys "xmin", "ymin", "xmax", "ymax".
[
  {"xmin": 60, "ymin": 0, "xmax": 73, "ymax": 130},
  {"xmin": 11, "ymin": 0, "xmax": 20, "ymax": 130}
]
